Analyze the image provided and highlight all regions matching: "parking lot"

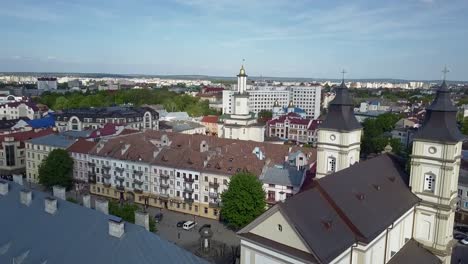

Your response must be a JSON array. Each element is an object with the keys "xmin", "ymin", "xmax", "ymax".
[{"xmin": 146, "ymin": 206, "xmax": 240, "ymax": 248}]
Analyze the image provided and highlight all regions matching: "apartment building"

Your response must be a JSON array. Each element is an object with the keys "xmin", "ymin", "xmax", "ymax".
[
  {"xmin": 86, "ymin": 130, "xmax": 315, "ymax": 220},
  {"xmin": 0, "ymin": 129, "xmax": 54, "ymax": 177},
  {"xmin": 266, "ymin": 112, "xmax": 322, "ymax": 144},
  {"xmin": 222, "ymin": 85, "xmax": 321, "ymax": 119},
  {"xmin": 0, "ymin": 100, "xmax": 41, "ymax": 120},
  {"xmin": 37, "ymin": 77, "xmax": 57, "ymax": 90},
  {"xmin": 25, "ymin": 134, "xmax": 77, "ymax": 183},
  {"xmin": 55, "ymin": 106, "xmax": 159, "ymax": 132},
  {"xmin": 67, "ymin": 139, "xmax": 97, "ymax": 183}
]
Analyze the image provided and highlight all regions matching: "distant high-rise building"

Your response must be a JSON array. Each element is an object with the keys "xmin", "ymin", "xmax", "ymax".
[{"xmin": 37, "ymin": 77, "xmax": 58, "ymax": 90}]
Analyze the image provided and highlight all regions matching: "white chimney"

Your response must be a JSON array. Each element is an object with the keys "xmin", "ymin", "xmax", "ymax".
[
  {"xmin": 109, "ymin": 216, "xmax": 125, "ymax": 238},
  {"xmin": 45, "ymin": 197, "xmax": 58, "ymax": 214},
  {"xmin": 82, "ymin": 194, "xmax": 91, "ymax": 208},
  {"xmin": 53, "ymin": 185, "xmax": 66, "ymax": 200},
  {"xmin": 95, "ymin": 198, "xmax": 109, "ymax": 215},
  {"xmin": 13, "ymin": 174, "xmax": 23, "ymax": 186},
  {"xmin": 20, "ymin": 189, "xmax": 32, "ymax": 206},
  {"xmin": 0, "ymin": 180, "xmax": 9, "ymax": 195},
  {"xmin": 135, "ymin": 210, "xmax": 149, "ymax": 231}
]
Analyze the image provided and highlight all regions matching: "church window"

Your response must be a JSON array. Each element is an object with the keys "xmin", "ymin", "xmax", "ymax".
[
  {"xmin": 327, "ymin": 157, "xmax": 336, "ymax": 173},
  {"xmin": 278, "ymin": 224, "xmax": 282, "ymax": 232},
  {"xmin": 423, "ymin": 173, "xmax": 435, "ymax": 192}
]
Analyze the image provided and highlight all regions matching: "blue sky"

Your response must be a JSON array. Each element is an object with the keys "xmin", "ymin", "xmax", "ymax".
[{"xmin": 1, "ymin": 0, "xmax": 467, "ymax": 80}]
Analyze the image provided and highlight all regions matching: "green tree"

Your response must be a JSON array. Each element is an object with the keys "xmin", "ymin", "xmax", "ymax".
[
  {"xmin": 258, "ymin": 110, "xmax": 272, "ymax": 120},
  {"xmin": 221, "ymin": 172, "xmax": 266, "ymax": 229},
  {"xmin": 38, "ymin": 149, "xmax": 74, "ymax": 190},
  {"xmin": 361, "ymin": 113, "xmax": 402, "ymax": 156},
  {"xmin": 53, "ymin": 96, "xmax": 69, "ymax": 110},
  {"xmin": 462, "ymin": 117, "xmax": 468, "ymax": 135},
  {"xmin": 109, "ymin": 201, "xmax": 157, "ymax": 232}
]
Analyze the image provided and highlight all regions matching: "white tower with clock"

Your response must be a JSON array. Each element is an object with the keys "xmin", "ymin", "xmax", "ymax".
[
  {"xmin": 410, "ymin": 79, "xmax": 463, "ymax": 264},
  {"xmin": 316, "ymin": 80, "xmax": 362, "ymax": 179}
]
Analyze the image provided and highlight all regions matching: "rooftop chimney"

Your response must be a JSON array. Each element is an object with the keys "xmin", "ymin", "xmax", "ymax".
[
  {"xmin": 20, "ymin": 189, "xmax": 32, "ymax": 206},
  {"xmin": 13, "ymin": 174, "xmax": 23, "ymax": 186},
  {"xmin": 95, "ymin": 198, "xmax": 109, "ymax": 215},
  {"xmin": 0, "ymin": 180, "xmax": 9, "ymax": 195},
  {"xmin": 109, "ymin": 216, "xmax": 125, "ymax": 238},
  {"xmin": 53, "ymin": 185, "xmax": 66, "ymax": 200},
  {"xmin": 135, "ymin": 210, "xmax": 149, "ymax": 231},
  {"xmin": 45, "ymin": 197, "xmax": 58, "ymax": 214},
  {"xmin": 82, "ymin": 194, "xmax": 91, "ymax": 208}
]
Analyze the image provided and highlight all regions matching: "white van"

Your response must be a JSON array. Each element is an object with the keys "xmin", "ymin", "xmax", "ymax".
[{"xmin": 183, "ymin": 221, "xmax": 197, "ymax": 230}]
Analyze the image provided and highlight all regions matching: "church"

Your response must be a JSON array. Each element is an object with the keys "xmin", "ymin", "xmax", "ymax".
[
  {"xmin": 217, "ymin": 65, "xmax": 265, "ymax": 142},
  {"xmin": 238, "ymin": 78, "xmax": 463, "ymax": 264}
]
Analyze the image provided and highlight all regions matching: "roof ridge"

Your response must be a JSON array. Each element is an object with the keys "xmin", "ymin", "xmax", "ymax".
[{"xmin": 314, "ymin": 181, "xmax": 365, "ymax": 240}]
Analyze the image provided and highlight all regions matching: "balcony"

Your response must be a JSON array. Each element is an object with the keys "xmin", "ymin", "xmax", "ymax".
[
  {"xmin": 266, "ymin": 197, "xmax": 277, "ymax": 205},
  {"xmin": 209, "ymin": 182, "xmax": 219, "ymax": 189},
  {"xmin": 115, "ymin": 167, "xmax": 124, "ymax": 173},
  {"xmin": 103, "ymin": 182, "xmax": 111, "ymax": 188},
  {"xmin": 184, "ymin": 197, "xmax": 194, "ymax": 204},
  {"xmin": 116, "ymin": 185, "xmax": 125, "ymax": 191},
  {"xmin": 133, "ymin": 170, "xmax": 143, "ymax": 176},
  {"xmin": 209, "ymin": 201, "xmax": 220, "ymax": 208},
  {"xmin": 160, "ymin": 182, "xmax": 170, "ymax": 189},
  {"xmin": 160, "ymin": 174, "xmax": 170, "ymax": 180},
  {"xmin": 88, "ymin": 162, "xmax": 96, "ymax": 167},
  {"xmin": 116, "ymin": 175, "xmax": 125, "ymax": 181},
  {"xmin": 209, "ymin": 192, "xmax": 218, "ymax": 199},
  {"xmin": 159, "ymin": 193, "xmax": 169, "ymax": 200},
  {"xmin": 102, "ymin": 165, "xmax": 111, "ymax": 171},
  {"xmin": 102, "ymin": 173, "xmax": 111, "ymax": 180},
  {"xmin": 134, "ymin": 186, "xmax": 143, "ymax": 194},
  {"xmin": 88, "ymin": 174, "xmax": 96, "ymax": 184},
  {"xmin": 183, "ymin": 177, "xmax": 194, "ymax": 183},
  {"xmin": 134, "ymin": 178, "xmax": 143, "ymax": 185},
  {"xmin": 184, "ymin": 186, "xmax": 194, "ymax": 193}
]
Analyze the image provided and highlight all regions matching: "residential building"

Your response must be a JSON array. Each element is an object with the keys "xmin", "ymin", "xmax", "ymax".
[
  {"xmin": 391, "ymin": 126, "xmax": 417, "ymax": 148},
  {"xmin": 0, "ymin": 129, "xmax": 54, "ymax": 176},
  {"xmin": 200, "ymin": 115, "xmax": 219, "ymax": 135},
  {"xmin": 0, "ymin": 100, "xmax": 41, "ymax": 120},
  {"xmin": 159, "ymin": 120, "xmax": 206, "ymax": 134},
  {"xmin": 0, "ymin": 181, "xmax": 208, "ymax": 264},
  {"xmin": 67, "ymin": 139, "xmax": 98, "ymax": 184},
  {"xmin": 25, "ymin": 134, "xmax": 78, "ymax": 183},
  {"xmin": 238, "ymin": 80, "xmax": 462, "ymax": 264},
  {"xmin": 266, "ymin": 112, "xmax": 321, "ymax": 144},
  {"xmin": 457, "ymin": 160, "xmax": 468, "ymax": 223},
  {"xmin": 54, "ymin": 106, "xmax": 158, "ymax": 131},
  {"xmin": 218, "ymin": 66, "xmax": 265, "ymax": 142},
  {"xmin": 223, "ymin": 85, "xmax": 322, "ymax": 119},
  {"xmin": 37, "ymin": 77, "xmax": 57, "ymax": 90},
  {"xmin": 86, "ymin": 130, "xmax": 315, "ymax": 220}
]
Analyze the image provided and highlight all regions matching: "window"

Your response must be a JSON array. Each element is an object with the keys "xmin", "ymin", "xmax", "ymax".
[
  {"xmin": 327, "ymin": 157, "xmax": 336, "ymax": 173},
  {"xmin": 423, "ymin": 173, "xmax": 435, "ymax": 192},
  {"xmin": 278, "ymin": 224, "xmax": 282, "ymax": 232},
  {"xmin": 465, "ymin": 202, "xmax": 468, "ymax": 208},
  {"xmin": 459, "ymin": 189, "xmax": 463, "ymax": 196},
  {"xmin": 176, "ymin": 191, "xmax": 180, "ymax": 197},
  {"xmin": 204, "ymin": 207, "xmax": 208, "ymax": 214}
]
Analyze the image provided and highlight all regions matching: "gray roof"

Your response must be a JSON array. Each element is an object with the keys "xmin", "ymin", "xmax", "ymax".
[
  {"xmin": 160, "ymin": 120, "xmax": 204, "ymax": 133},
  {"xmin": 319, "ymin": 81, "xmax": 361, "ymax": 132},
  {"xmin": 261, "ymin": 165, "xmax": 304, "ymax": 188},
  {"xmin": 60, "ymin": 130, "xmax": 94, "ymax": 138},
  {"xmin": 414, "ymin": 81, "xmax": 463, "ymax": 143},
  {"xmin": 387, "ymin": 239, "xmax": 441, "ymax": 264},
  {"xmin": 0, "ymin": 182, "xmax": 207, "ymax": 264},
  {"xmin": 27, "ymin": 134, "xmax": 77, "ymax": 148},
  {"xmin": 247, "ymin": 154, "xmax": 420, "ymax": 263}
]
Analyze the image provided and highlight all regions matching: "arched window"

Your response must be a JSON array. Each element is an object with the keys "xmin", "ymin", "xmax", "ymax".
[
  {"xmin": 327, "ymin": 157, "xmax": 336, "ymax": 173},
  {"xmin": 424, "ymin": 173, "xmax": 436, "ymax": 192}
]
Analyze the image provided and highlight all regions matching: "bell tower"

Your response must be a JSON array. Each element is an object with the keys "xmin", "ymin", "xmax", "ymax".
[
  {"xmin": 316, "ymin": 75, "xmax": 362, "ymax": 179},
  {"xmin": 410, "ymin": 75, "xmax": 463, "ymax": 264}
]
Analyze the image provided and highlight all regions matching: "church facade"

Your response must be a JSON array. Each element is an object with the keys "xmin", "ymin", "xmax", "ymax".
[{"xmin": 238, "ymin": 78, "xmax": 462, "ymax": 264}]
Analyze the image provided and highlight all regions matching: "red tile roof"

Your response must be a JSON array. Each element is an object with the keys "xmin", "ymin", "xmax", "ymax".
[
  {"xmin": 67, "ymin": 139, "xmax": 98, "ymax": 154},
  {"xmin": 0, "ymin": 128, "xmax": 55, "ymax": 147},
  {"xmin": 201, "ymin": 115, "xmax": 219, "ymax": 124}
]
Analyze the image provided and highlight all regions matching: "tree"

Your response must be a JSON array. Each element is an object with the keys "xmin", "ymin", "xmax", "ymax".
[
  {"xmin": 54, "ymin": 96, "xmax": 69, "ymax": 110},
  {"xmin": 109, "ymin": 201, "xmax": 157, "ymax": 232},
  {"xmin": 462, "ymin": 117, "xmax": 468, "ymax": 135},
  {"xmin": 221, "ymin": 172, "xmax": 266, "ymax": 230},
  {"xmin": 38, "ymin": 149, "xmax": 74, "ymax": 190},
  {"xmin": 258, "ymin": 110, "xmax": 272, "ymax": 120}
]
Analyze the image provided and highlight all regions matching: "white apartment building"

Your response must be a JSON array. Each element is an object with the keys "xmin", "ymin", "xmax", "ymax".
[
  {"xmin": 223, "ymin": 85, "xmax": 321, "ymax": 119},
  {"xmin": 37, "ymin": 77, "xmax": 58, "ymax": 90}
]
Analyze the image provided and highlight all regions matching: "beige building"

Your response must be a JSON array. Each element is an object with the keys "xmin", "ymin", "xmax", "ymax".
[
  {"xmin": 238, "ymin": 80, "xmax": 461, "ymax": 264},
  {"xmin": 86, "ymin": 130, "xmax": 315, "ymax": 219}
]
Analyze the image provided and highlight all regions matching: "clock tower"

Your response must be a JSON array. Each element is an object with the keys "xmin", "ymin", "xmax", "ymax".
[{"xmin": 316, "ymin": 80, "xmax": 362, "ymax": 178}]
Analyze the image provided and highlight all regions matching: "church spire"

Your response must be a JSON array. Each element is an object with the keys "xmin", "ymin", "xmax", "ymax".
[
  {"xmin": 319, "ymin": 71, "xmax": 361, "ymax": 131},
  {"xmin": 414, "ymin": 69, "xmax": 462, "ymax": 143}
]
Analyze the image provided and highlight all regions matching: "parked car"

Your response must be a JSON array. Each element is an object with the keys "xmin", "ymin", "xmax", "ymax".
[
  {"xmin": 460, "ymin": 238, "xmax": 468, "ymax": 245},
  {"xmin": 154, "ymin": 213, "xmax": 163, "ymax": 223},
  {"xmin": 183, "ymin": 221, "xmax": 197, "ymax": 230},
  {"xmin": 454, "ymin": 233, "xmax": 467, "ymax": 240},
  {"xmin": 198, "ymin": 224, "xmax": 211, "ymax": 232},
  {"xmin": 455, "ymin": 226, "xmax": 468, "ymax": 233},
  {"xmin": 177, "ymin": 221, "xmax": 186, "ymax": 228}
]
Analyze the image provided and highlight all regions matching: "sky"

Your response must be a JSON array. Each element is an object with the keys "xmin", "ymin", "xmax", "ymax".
[{"xmin": 1, "ymin": 0, "xmax": 468, "ymax": 80}]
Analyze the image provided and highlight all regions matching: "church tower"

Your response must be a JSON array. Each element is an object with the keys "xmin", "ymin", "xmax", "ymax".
[
  {"xmin": 316, "ymin": 80, "xmax": 362, "ymax": 179},
  {"xmin": 410, "ymin": 79, "xmax": 463, "ymax": 264},
  {"xmin": 233, "ymin": 65, "xmax": 249, "ymax": 116}
]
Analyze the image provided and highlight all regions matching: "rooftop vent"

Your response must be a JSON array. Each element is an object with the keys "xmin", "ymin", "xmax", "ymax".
[
  {"xmin": 373, "ymin": 184, "xmax": 381, "ymax": 191},
  {"xmin": 44, "ymin": 197, "xmax": 58, "ymax": 214},
  {"xmin": 82, "ymin": 194, "xmax": 91, "ymax": 208},
  {"xmin": 321, "ymin": 220, "xmax": 333, "ymax": 230},
  {"xmin": 20, "ymin": 189, "xmax": 32, "ymax": 206},
  {"xmin": 53, "ymin": 185, "xmax": 66, "ymax": 200},
  {"xmin": 0, "ymin": 181, "xmax": 8, "ymax": 196},
  {"xmin": 355, "ymin": 193, "xmax": 366, "ymax": 201},
  {"xmin": 135, "ymin": 210, "xmax": 149, "ymax": 231},
  {"xmin": 109, "ymin": 215, "xmax": 125, "ymax": 238},
  {"xmin": 12, "ymin": 174, "xmax": 23, "ymax": 186}
]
